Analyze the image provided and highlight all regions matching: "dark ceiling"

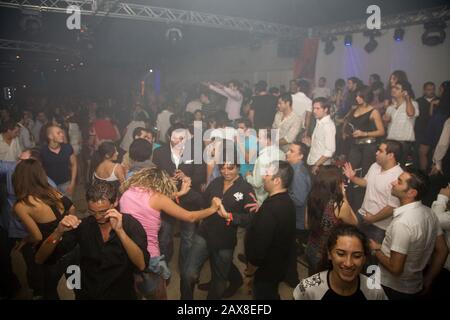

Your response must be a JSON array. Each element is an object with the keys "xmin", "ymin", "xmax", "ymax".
[{"xmin": 0, "ymin": 0, "xmax": 448, "ymax": 67}]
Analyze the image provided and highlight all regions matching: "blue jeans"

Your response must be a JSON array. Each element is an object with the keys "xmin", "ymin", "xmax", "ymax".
[
  {"xmin": 158, "ymin": 214, "xmax": 196, "ymax": 273},
  {"xmin": 180, "ymin": 234, "xmax": 234, "ymax": 300},
  {"xmin": 56, "ymin": 181, "xmax": 72, "ymax": 200}
]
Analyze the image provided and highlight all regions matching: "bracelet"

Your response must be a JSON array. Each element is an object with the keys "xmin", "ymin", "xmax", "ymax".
[
  {"xmin": 46, "ymin": 233, "xmax": 63, "ymax": 245},
  {"xmin": 226, "ymin": 212, "xmax": 233, "ymax": 226}
]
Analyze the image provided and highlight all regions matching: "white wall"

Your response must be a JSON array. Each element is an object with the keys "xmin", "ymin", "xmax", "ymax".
[
  {"xmin": 164, "ymin": 39, "xmax": 295, "ymax": 87},
  {"xmin": 315, "ymin": 24, "xmax": 450, "ymax": 95}
]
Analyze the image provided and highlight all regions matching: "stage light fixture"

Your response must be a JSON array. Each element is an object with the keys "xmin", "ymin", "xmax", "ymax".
[
  {"xmin": 166, "ymin": 27, "xmax": 183, "ymax": 45},
  {"xmin": 394, "ymin": 28, "xmax": 405, "ymax": 42},
  {"xmin": 422, "ymin": 20, "xmax": 446, "ymax": 46},
  {"xmin": 363, "ymin": 30, "xmax": 381, "ymax": 53},
  {"xmin": 322, "ymin": 35, "xmax": 337, "ymax": 55},
  {"xmin": 344, "ymin": 34, "xmax": 352, "ymax": 46}
]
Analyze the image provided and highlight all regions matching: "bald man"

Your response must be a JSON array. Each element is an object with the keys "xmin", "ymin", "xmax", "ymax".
[{"xmin": 40, "ymin": 125, "xmax": 77, "ymax": 198}]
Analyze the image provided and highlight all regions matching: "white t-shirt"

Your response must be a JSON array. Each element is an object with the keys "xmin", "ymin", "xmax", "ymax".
[
  {"xmin": 307, "ymin": 115, "xmax": 336, "ymax": 166},
  {"xmin": 186, "ymin": 99, "xmax": 202, "ymax": 113},
  {"xmin": 361, "ymin": 163, "xmax": 403, "ymax": 230},
  {"xmin": 380, "ymin": 201, "xmax": 442, "ymax": 294},
  {"xmin": 156, "ymin": 110, "xmax": 173, "ymax": 144},
  {"xmin": 292, "ymin": 92, "xmax": 312, "ymax": 129},
  {"xmin": 0, "ymin": 135, "xmax": 22, "ymax": 161},
  {"xmin": 312, "ymin": 87, "xmax": 332, "ymax": 99},
  {"xmin": 293, "ymin": 271, "xmax": 387, "ymax": 300},
  {"xmin": 386, "ymin": 100, "xmax": 419, "ymax": 141}
]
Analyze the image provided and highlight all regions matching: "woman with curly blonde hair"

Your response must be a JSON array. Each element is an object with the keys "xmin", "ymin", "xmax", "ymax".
[{"xmin": 119, "ymin": 167, "xmax": 223, "ymax": 299}]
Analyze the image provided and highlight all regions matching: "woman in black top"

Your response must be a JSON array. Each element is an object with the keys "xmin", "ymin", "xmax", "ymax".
[
  {"xmin": 13, "ymin": 159, "xmax": 76, "ymax": 299},
  {"xmin": 180, "ymin": 143, "xmax": 257, "ymax": 300},
  {"xmin": 343, "ymin": 86, "xmax": 385, "ymax": 176}
]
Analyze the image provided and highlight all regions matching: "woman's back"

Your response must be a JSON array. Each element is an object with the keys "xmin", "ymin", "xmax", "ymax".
[
  {"xmin": 94, "ymin": 161, "xmax": 120, "ymax": 182},
  {"xmin": 119, "ymin": 187, "xmax": 161, "ymax": 257}
]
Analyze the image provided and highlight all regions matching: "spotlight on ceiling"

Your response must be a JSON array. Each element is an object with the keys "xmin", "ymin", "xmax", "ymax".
[
  {"xmin": 20, "ymin": 9, "xmax": 42, "ymax": 35},
  {"xmin": 166, "ymin": 27, "xmax": 183, "ymax": 45},
  {"xmin": 422, "ymin": 20, "xmax": 446, "ymax": 46},
  {"xmin": 322, "ymin": 35, "xmax": 337, "ymax": 55},
  {"xmin": 363, "ymin": 30, "xmax": 381, "ymax": 53},
  {"xmin": 344, "ymin": 34, "xmax": 352, "ymax": 46},
  {"xmin": 394, "ymin": 28, "xmax": 405, "ymax": 42}
]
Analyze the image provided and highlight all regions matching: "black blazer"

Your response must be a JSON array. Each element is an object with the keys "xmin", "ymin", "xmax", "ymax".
[{"xmin": 152, "ymin": 140, "xmax": 205, "ymax": 192}]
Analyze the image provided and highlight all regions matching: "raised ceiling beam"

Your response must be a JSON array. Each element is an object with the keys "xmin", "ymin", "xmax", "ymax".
[{"xmin": 0, "ymin": 0, "xmax": 307, "ymax": 38}]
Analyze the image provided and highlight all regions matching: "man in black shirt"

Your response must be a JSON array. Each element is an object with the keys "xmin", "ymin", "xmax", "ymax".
[
  {"xmin": 40, "ymin": 125, "xmax": 77, "ymax": 198},
  {"xmin": 245, "ymin": 160, "xmax": 296, "ymax": 300},
  {"xmin": 36, "ymin": 181, "xmax": 149, "ymax": 300},
  {"xmin": 251, "ymin": 80, "xmax": 278, "ymax": 130},
  {"xmin": 153, "ymin": 123, "xmax": 205, "ymax": 270}
]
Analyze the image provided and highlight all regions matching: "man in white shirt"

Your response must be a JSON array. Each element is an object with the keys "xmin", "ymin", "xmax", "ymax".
[
  {"xmin": 369, "ymin": 168, "xmax": 448, "ymax": 300},
  {"xmin": 430, "ymin": 186, "xmax": 450, "ymax": 298},
  {"xmin": 383, "ymin": 80, "xmax": 419, "ymax": 165},
  {"xmin": 312, "ymin": 77, "xmax": 332, "ymax": 99},
  {"xmin": 344, "ymin": 140, "xmax": 403, "ymax": 243},
  {"xmin": 431, "ymin": 117, "xmax": 450, "ymax": 177},
  {"xmin": 302, "ymin": 98, "xmax": 335, "ymax": 175},
  {"xmin": 185, "ymin": 91, "xmax": 210, "ymax": 114},
  {"xmin": 31, "ymin": 111, "xmax": 47, "ymax": 145},
  {"xmin": 272, "ymin": 93, "xmax": 301, "ymax": 153},
  {"xmin": 206, "ymin": 80, "xmax": 243, "ymax": 121},
  {"xmin": 0, "ymin": 120, "xmax": 22, "ymax": 161},
  {"xmin": 292, "ymin": 79, "xmax": 312, "ymax": 136},
  {"xmin": 156, "ymin": 104, "xmax": 174, "ymax": 144},
  {"xmin": 246, "ymin": 128, "xmax": 285, "ymax": 205}
]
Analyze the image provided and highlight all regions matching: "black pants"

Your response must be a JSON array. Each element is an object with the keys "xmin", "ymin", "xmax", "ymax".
[
  {"xmin": 382, "ymin": 285, "xmax": 417, "ymax": 300},
  {"xmin": 0, "ymin": 227, "xmax": 19, "ymax": 299},
  {"xmin": 396, "ymin": 141, "xmax": 415, "ymax": 167},
  {"xmin": 252, "ymin": 278, "xmax": 280, "ymax": 300},
  {"xmin": 348, "ymin": 143, "xmax": 377, "ymax": 177}
]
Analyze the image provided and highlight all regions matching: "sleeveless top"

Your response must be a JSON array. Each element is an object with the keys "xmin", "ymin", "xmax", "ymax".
[
  {"xmin": 119, "ymin": 187, "xmax": 161, "ymax": 257},
  {"xmin": 93, "ymin": 163, "xmax": 119, "ymax": 182},
  {"xmin": 348, "ymin": 109, "xmax": 376, "ymax": 142},
  {"xmin": 36, "ymin": 196, "xmax": 73, "ymax": 264},
  {"xmin": 308, "ymin": 202, "xmax": 342, "ymax": 255}
]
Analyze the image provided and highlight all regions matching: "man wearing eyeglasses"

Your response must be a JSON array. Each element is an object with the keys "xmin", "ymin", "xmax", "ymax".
[{"xmin": 35, "ymin": 181, "xmax": 149, "ymax": 300}]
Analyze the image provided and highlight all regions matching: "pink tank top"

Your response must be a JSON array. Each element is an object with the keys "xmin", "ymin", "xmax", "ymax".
[{"xmin": 119, "ymin": 187, "xmax": 161, "ymax": 257}]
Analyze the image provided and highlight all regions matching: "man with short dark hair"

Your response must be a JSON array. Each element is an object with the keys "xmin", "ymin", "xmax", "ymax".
[
  {"xmin": 312, "ymin": 77, "xmax": 331, "ymax": 99},
  {"xmin": 272, "ymin": 93, "xmax": 301, "ymax": 153},
  {"xmin": 292, "ymin": 79, "xmax": 312, "ymax": 136},
  {"xmin": 35, "ymin": 181, "xmax": 149, "ymax": 299},
  {"xmin": 369, "ymin": 168, "xmax": 448, "ymax": 300},
  {"xmin": 153, "ymin": 123, "xmax": 205, "ymax": 270},
  {"xmin": 245, "ymin": 160, "xmax": 296, "ymax": 299},
  {"xmin": 383, "ymin": 79, "xmax": 419, "ymax": 165},
  {"xmin": 344, "ymin": 140, "xmax": 403, "ymax": 243},
  {"xmin": 302, "ymin": 98, "xmax": 336, "ymax": 175},
  {"xmin": 0, "ymin": 120, "xmax": 22, "ymax": 161},
  {"xmin": 251, "ymin": 80, "xmax": 278, "ymax": 130}
]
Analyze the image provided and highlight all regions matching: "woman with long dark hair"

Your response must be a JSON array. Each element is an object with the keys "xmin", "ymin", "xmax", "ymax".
[
  {"xmin": 305, "ymin": 166, "xmax": 357, "ymax": 275},
  {"xmin": 91, "ymin": 141, "xmax": 125, "ymax": 187},
  {"xmin": 294, "ymin": 224, "xmax": 387, "ymax": 300},
  {"xmin": 343, "ymin": 86, "xmax": 385, "ymax": 176},
  {"xmin": 13, "ymin": 159, "xmax": 76, "ymax": 299}
]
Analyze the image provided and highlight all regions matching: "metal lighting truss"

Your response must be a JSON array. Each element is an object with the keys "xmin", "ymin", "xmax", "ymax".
[
  {"xmin": 313, "ymin": 5, "xmax": 450, "ymax": 37},
  {"xmin": 0, "ymin": 38, "xmax": 78, "ymax": 55},
  {"xmin": 0, "ymin": 0, "xmax": 307, "ymax": 38}
]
